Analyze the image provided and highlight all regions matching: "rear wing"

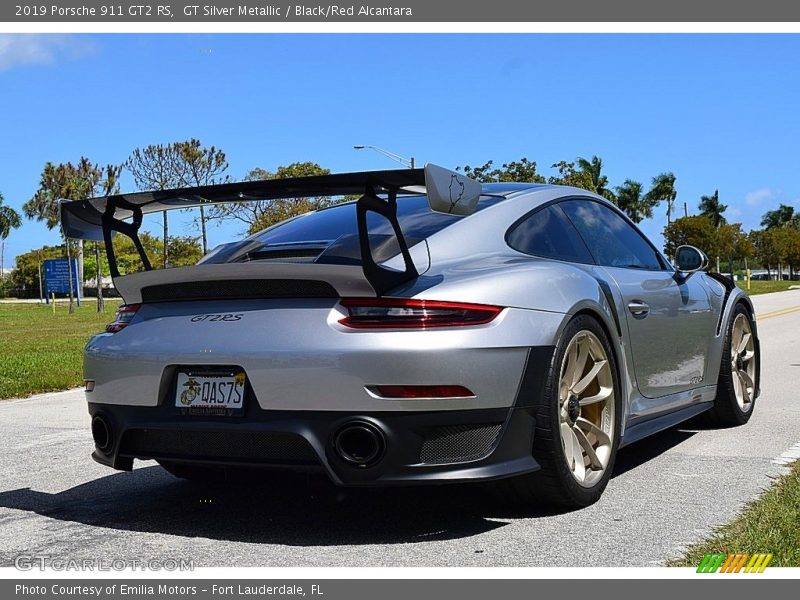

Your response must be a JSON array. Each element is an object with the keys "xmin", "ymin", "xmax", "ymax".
[{"xmin": 60, "ymin": 164, "xmax": 481, "ymax": 296}]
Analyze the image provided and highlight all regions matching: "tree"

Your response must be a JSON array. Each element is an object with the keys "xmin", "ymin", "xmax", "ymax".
[
  {"xmin": 209, "ymin": 162, "xmax": 338, "ymax": 235},
  {"xmin": 750, "ymin": 230, "xmax": 777, "ymax": 279},
  {"xmin": 698, "ymin": 190, "xmax": 727, "ymax": 228},
  {"xmin": 717, "ymin": 223, "xmax": 747, "ymax": 276},
  {"xmin": 84, "ymin": 234, "xmax": 203, "ymax": 280},
  {"xmin": 576, "ymin": 155, "xmax": 615, "ymax": 202},
  {"xmin": 646, "ymin": 172, "xmax": 678, "ymax": 225},
  {"xmin": 760, "ymin": 204, "xmax": 797, "ymax": 230},
  {"xmin": 614, "ymin": 179, "xmax": 658, "ymax": 224},
  {"xmin": 457, "ymin": 158, "xmax": 546, "ymax": 183},
  {"xmin": 23, "ymin": 162, "xmax": 84, "ymax": 313},
  {"xmin": 547, "ymin": 160, "xmax": 596, "ymax": 190},
  {"xmin": 173, "ymin": 139, "xmax": 230, "ymax": 254},
  {"xmin": 698, "ymin": 190, "xmax": 727, "ymax": 272},
  {"xmin": 91, "ymin": 164, "xmax": 123, "ymax": 312},
  {"xmin": 663, "ymin": 216, "xmax": 718, "ymax": 261},
  {"xmin": 0, "ymin": 192, "xmax": 22, "ymax": 284},
  {"xmin": 125, "ymin": 143, "xmax": 188, "ymax": 268},
  {"xmin": 11, "ymin": 244, "xmax": 64, "ymax": 295}
]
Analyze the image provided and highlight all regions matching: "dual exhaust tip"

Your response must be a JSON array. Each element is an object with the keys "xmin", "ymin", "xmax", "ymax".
[
  {"xmin": 91, "ymin": 415, "xmax": 113, "ymax": 453},
  {"xmin": 332, "ymin": 421, "xmax": 385, "ymax": 468}
]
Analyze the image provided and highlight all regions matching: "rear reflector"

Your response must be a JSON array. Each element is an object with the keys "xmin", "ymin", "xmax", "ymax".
[
  {"xmin": 339, "ymin": 298, "xmax": 502, "ymax": 329},
  {"xmin": 106, "ymin": 304, "xmax": 141, "ymax": 333},
  {"xmin": 374, "ymin": 385, "xmax": 475, "ymax": 399}
]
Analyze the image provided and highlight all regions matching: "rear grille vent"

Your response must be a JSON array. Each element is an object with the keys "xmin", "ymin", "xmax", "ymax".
[
  {"xmin": 140, "ymin": 279, "xmax": 337, "ymax": 303},
  {"xmin": 119, "ymin": 429, "xmax": 319, "ymax": 464},
  {"xmin": 419, "ymin": 423, "xmax": 502, "ymax": 465}
]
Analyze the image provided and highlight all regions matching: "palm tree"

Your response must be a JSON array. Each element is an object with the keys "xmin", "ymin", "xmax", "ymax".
[
  {"xmin": 0, "ymin": 193, "xmax": 22, "ymax": 284},
  {"xmin": 576, "ymin": 155, "xmax": 615, "ymax": 202},
  {"xmin": 646, "ymin": 172, "xmax": 678, "ymax": 225},
  {"xmin": 760, "ymin": 204, "xmax": 796, "ymax": 230},
  {"xmin": 698, "ymin": 190, "xmax": 727, "ymax": 273},
  {"xmin": 614, "ymin": 179, "xmax": 657, "ymax": 224},
  {"xmin": 698, "ymin": 190, "xmax": 727, "ymax": 228}
]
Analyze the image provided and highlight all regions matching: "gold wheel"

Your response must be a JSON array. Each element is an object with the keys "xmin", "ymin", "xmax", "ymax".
[
  {"xmin": 558, "ymin": 330, "xmax": 616, "ymax": 488},
  {"xmin": 730, "ymin": 312, "xmax": 756, "ymax": 412}
]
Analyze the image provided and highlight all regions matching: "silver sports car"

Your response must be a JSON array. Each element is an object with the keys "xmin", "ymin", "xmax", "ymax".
[{"xmin": 61, "ymin": 164, "xmax": 760, "ymax": 508}]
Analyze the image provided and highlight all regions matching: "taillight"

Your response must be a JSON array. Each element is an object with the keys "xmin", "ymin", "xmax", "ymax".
[
  {"xmin": 106, "ymin": 304, "xmax": 141, "ymax": 333},
  {"xmin": 339, "ymin": 298, "xmax": 502, "ymax": 329}
]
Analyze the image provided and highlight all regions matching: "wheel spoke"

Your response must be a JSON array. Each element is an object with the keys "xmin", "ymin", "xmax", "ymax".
[
  {"xmin": 576, "ymin": 416, "xmax": 611, "ymax": 447},
  {"xmin": 560, "ymin": 422, "xmax": 574, "ymax": 464},
  {"xmin": 571, "ymin": 336, "xmax": 590, "ymax": 388},
  {"xmin": 739, "ymin": 369, "xmax": 755, "ymax": 392},
  {"xmin": 572, "ymin": 360, "xmax": 607, "ymax": 395},
  {"xmin": 737, "ymin": 332, "xmax": 752, "ymax": 354},
  {"xmin": 738, "ymin": 373, "xmax": 751, "ymax": 405},
  {"xmin": 570, "ymin": 428, "xmax": 586, "ymax": 481},
  {"xmin": 732, "ymin": 320, "xmax": 743, "ymax": 351},
  {"xmin": 573, "ymin": 426, "xmax": 603, "ymax": 470},
  {"xmin": 731, "ymin": 368, "xmax": 742, "ymax": 399},
  {"xmin": 742, "ymin": 350, "xmax": 755, "ymax": 363},
  {"xmin": 565, "ymin": 340, "xmax": 578, "ymax": 384},
  {"xmin": 579, "ymin": 385, "xmax": 613, "ymax": 406}
]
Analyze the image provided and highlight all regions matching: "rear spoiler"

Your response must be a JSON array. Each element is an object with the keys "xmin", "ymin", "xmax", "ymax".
[{"xmin": 60, "ymin": 164, "xmax": 481, "ymax": 296}]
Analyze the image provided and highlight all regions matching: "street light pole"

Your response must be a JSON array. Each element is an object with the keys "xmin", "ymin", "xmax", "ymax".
[{"xmin": 353, "ymin": 145, "xmax": 416, "ymax": 169}]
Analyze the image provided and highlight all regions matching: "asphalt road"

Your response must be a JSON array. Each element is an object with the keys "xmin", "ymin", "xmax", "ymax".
[{"xmin": 1, "ymin": 290, "xmax": 799, "ymax": 568}]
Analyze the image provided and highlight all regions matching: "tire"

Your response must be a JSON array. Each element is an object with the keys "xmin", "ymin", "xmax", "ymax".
[
  {"xmin": 158, "ymin": 460, "xmax": 228, "ymax": 481},
  {"xmin": 705, "ymin": 303, "xmax": 758, "ymax": 427},
  {"xmin": 500, "ymin": 314, "xmax": 622, "ymax": 509}
]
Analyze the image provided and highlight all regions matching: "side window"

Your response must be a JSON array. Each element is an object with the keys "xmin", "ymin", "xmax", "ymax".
[
  {"xmin": 560, "ymin": 200, "xmax": 663, "ymax": 270},
  {"xmin": 506, "ymin": 205, "xmax": 594, "ymax": 264}
]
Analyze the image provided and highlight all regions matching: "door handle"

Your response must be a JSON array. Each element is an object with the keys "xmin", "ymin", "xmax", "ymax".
[{"xmin": 627, "ymin": 300, "xmax": 650, "ymax": 317}]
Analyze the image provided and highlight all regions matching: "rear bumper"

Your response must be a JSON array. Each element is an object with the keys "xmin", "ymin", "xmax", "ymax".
[{"xmin": 89, "ymin": 402, "xmax": 540, "ymax": 485}]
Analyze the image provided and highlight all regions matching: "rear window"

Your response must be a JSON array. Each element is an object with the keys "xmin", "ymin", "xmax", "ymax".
[{"xmin": 253, "ymin": 194, "xmax": 503, "ymax": 246}]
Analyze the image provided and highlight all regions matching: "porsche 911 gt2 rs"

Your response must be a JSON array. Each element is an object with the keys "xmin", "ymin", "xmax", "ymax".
[{"xmin": 61, "ymin": 164, "xmax": 760, "ymax": 508}]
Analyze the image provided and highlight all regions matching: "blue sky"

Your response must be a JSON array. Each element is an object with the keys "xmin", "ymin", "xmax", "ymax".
[{"xmin": 1, "ymin": 33, "xmax": 799, "ymax": 267}]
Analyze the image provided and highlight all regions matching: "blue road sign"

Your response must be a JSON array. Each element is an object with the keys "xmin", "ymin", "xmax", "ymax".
[{"xmin": 43, "ymin": 258, "xmax": 81, "ymax": 302}]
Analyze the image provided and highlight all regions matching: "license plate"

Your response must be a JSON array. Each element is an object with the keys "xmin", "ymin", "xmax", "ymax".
[{"xmin": 175, "ymin": 371, "xmax": 246, "ymax": 415}]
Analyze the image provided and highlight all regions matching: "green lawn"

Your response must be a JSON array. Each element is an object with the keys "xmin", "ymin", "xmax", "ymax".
[
  {"xmin": 737, "ymin": 280, "xmax": 799, "ymax": 295},
  {"xmin": 0, "ymin": 300, "xmax": 119, "ymax": 399},
  {"xmin": 669, "ymin": 460, "xmax": 800, "ymax": 567}
]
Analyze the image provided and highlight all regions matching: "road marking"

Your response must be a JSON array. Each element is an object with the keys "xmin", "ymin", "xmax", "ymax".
[
  {"xmin": 757, "ymin": 304, "xmax": 800, "ymax": 320},
  {"xmin": 772, "ymin": 441, "xmax": 800, "ymax": 466}
]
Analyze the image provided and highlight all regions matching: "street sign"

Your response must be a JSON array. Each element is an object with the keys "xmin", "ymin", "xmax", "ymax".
[{"xmin": 43, "ymin": 258, "xmax": 81, "ymax": 302}]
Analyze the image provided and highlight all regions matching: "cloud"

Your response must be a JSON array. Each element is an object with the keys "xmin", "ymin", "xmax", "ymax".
[
  {"xmin": 0, "ymin": 34, "xmax": 94, "ymax": 72},
  {"xmin": 744, "ymin": 187, "xmax": 775, "ymax": 207}
]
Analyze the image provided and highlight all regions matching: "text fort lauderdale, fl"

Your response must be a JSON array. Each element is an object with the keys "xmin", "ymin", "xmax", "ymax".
[{"xmin": 196, "ymin": 5, "xmax": 413, "ymax": 17}]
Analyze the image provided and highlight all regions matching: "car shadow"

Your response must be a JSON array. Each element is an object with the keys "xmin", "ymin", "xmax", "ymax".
[
  {"xmin": 612, "ymin": 427, "xmax": 697, "ymax": 478},
  {"xmin": 0, "ymin": 426, "xmax": 698, "ymax": 548}
]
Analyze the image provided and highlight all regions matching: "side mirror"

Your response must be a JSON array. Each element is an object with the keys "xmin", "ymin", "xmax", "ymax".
[
  {"xmin": 674, "ymin": 245, "xmax": 708, "ymax": 274},
  {"xmin": 424, "ymin": 164, "xmax": 482, "ymax": 216}
]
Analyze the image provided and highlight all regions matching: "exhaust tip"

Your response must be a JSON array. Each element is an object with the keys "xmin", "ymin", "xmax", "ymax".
[
  {"xmin": 91, "ymin": 415, "xmax": 112, "ymax": 453},
  {"xmin": 333, "ymin": 421, "xmax": 385, "ymax": 468}
]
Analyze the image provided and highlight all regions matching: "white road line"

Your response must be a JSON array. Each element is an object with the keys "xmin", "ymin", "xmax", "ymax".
[{"xmin": 771, "ymin": 441, "xmax": 800, "ymax": 466}]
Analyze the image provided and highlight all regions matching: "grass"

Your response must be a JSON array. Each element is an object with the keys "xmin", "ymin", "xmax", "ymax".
[
  {"xmin": 0, "ymin": 300, "xmax": 120, "ymax": 400},
  {"xmin": 669, "ymin": 460, "xmax": 800, "ymax": 567},
  {"xmin": 737, "ymin": 280, "xmax": 799, "ymax": 295}
]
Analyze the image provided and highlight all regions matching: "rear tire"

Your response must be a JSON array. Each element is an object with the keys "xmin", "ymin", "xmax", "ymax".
[
  {"xmin": 500, "ymin": 314, "xmax": 622, "ymax": 509},
  {"xmin": 705, "ymin": 303, "xmax": 757, "ymax": 427}
]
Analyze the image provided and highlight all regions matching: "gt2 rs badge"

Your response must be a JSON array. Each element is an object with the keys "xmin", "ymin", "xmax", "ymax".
[{"xmin": 190, "ymin": 314, "xmax": 243, "ymax": 322}]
